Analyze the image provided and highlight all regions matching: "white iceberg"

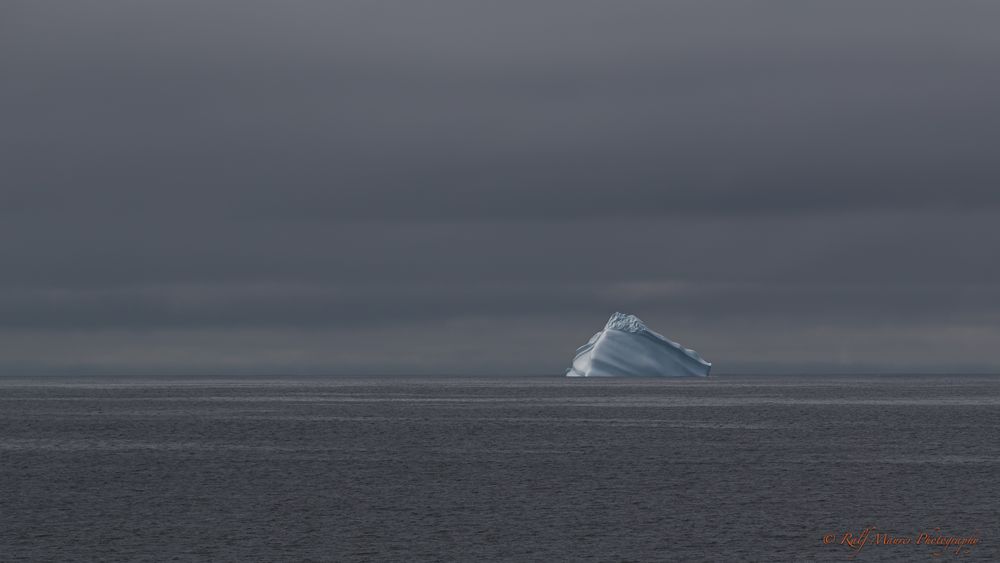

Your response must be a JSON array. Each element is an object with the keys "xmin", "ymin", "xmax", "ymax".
[{"xmin": 567, "ymin": 312, "xmax": 711, "ymax": 377}]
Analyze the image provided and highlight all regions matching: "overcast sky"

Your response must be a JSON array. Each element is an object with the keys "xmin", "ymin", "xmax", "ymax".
[{"xmin": 3, "ymin": 1, "xmax": 1000, "ymax": 375}]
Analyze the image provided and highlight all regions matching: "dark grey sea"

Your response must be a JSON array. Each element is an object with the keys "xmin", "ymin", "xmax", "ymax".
[{"xmin": 1, "ymin": 375, "xmax": 997, "ymax": 562}]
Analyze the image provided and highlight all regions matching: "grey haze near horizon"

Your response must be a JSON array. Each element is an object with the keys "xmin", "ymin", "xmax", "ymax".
[{"xmin": 3, "ymin": 0, "xmax": 1000, "ymax": 375}]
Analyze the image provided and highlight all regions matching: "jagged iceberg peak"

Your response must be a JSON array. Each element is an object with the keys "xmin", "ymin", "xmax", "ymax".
[
  {"xmin": 567, "ymin": 312, "xmax": 711, "ymax": 377},
  {"xmin": 604, "ymin": 311, "xmax": 650, "ymax": 333}
]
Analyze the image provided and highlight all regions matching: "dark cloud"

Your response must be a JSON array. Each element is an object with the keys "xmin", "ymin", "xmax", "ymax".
[
  {"xmin": 0, "ymin": 279, "xmax": 998, "ymax": 331},
  {"xmin": 3, "ymin": 1, "xmax": 1000, "ymax": 373}
]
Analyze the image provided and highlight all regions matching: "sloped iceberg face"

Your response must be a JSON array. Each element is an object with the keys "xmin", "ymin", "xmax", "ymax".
[{"xmin": 567, "ymin": 312, "xmax": 711, "ymax": 377}]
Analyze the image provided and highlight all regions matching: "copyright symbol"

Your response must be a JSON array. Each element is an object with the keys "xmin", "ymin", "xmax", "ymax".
[{"xmin": 823, "ymin": 534, "xmax": 835, "ymax": 544}]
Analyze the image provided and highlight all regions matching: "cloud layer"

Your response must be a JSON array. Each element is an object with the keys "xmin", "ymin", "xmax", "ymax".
[{"xmin": 4, "ymin": 1, "xmax": 1000, "ymax": 373}]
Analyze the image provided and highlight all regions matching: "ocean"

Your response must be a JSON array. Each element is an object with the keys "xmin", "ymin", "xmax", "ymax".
[{"xmin": 1, "ymin": 375, "xmax": 997, "ymax": 561}]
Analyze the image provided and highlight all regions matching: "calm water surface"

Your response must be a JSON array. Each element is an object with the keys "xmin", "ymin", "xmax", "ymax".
[{"xmin": 1, "ymin": 375, "xmax": 998, "ymax": 561}]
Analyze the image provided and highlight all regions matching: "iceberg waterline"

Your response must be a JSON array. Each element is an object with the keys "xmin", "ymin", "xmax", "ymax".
[{"xmin": 567, "ymin": 312, "xmax": 711, "ymax": 377}]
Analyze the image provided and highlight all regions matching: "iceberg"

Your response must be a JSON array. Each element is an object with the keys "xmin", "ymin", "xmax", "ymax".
[{"xmin": 567, "ymin": 312, "xmax": 711, "ymax": 377}]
